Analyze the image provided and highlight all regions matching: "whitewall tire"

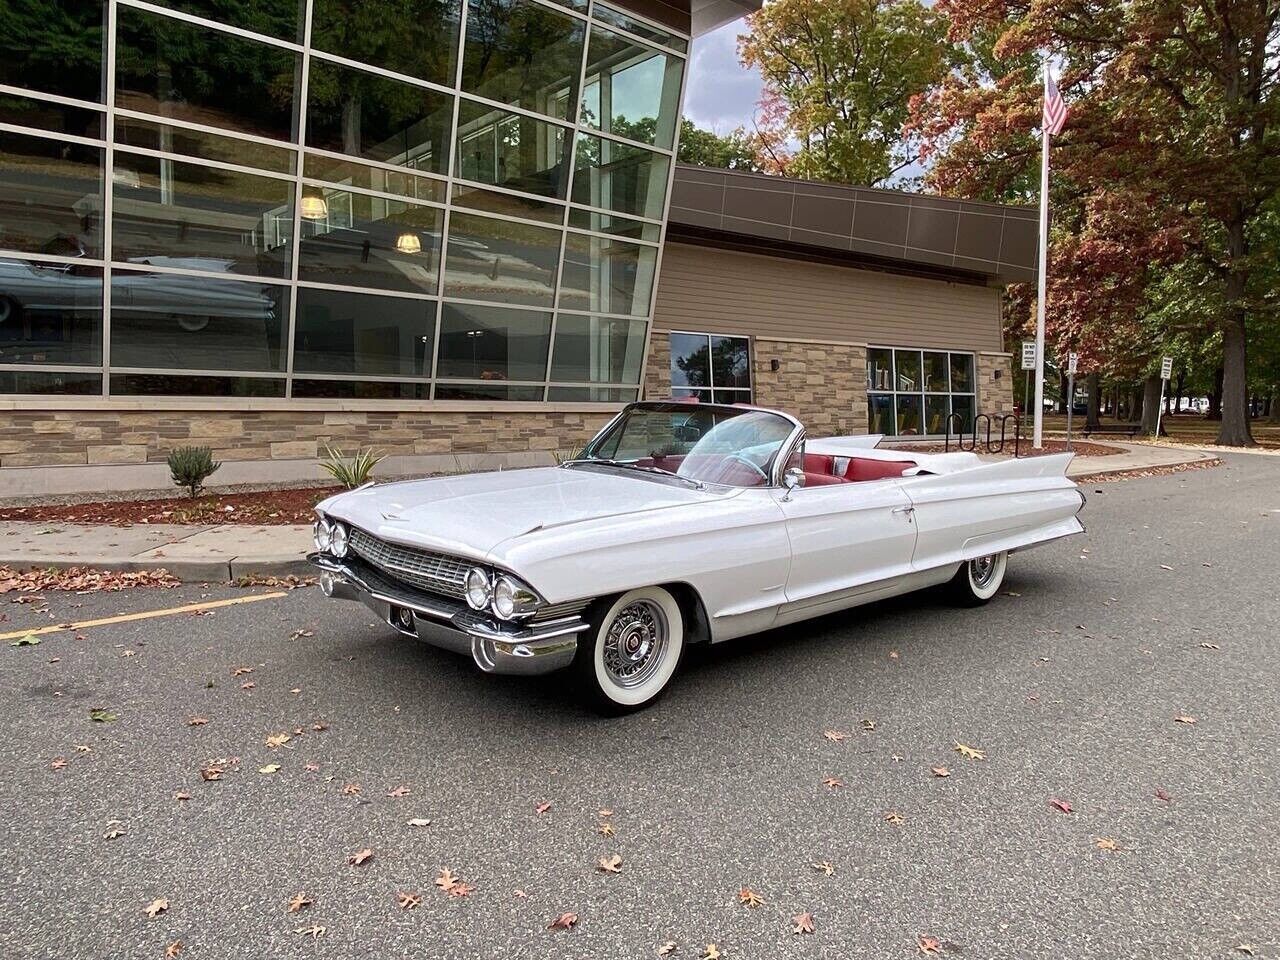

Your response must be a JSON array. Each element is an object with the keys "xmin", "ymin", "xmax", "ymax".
[
  {"xmin": 947, "ymin": 551, "xmax": 1008, "ymax": 606},
  {"xmin": 573, "ymin": 586, "xmax": 685, "ymax": 714}
]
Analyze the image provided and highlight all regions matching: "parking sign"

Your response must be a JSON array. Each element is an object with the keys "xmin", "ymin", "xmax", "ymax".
[
  {"xmin": 1022, "ymin": 342, "xmax": 1037, "ymax": 370},
  {"xmin": 1160, "ymin": 356, "xmax": 1173, "ymax": 380},
  {"xmin": 1067, "ymin": 352, "xmax": 1078, "ymax": 375}
]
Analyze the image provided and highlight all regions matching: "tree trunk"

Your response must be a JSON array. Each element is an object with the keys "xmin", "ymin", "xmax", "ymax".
[
  {"xmin": 1085, "ymin": 372, "xmax": 1101, "ymax": 431},
  {"xmin": 1058, "ymin": 370, "xmax": 1070, "ymax": 414},
  {"xmin": 1130, "ymin": 385, "xmax": 1145, "ymax": 424},
  {"xmin": 1140, "ymin": 374, "xmax": 1163, "ymax": 436},
  {"xmin": 1270, "ymin": 386, "xmax": 1280, "ymax": 423},
  {"xmin": 1217, "ymin": 313, "xmax": 1254, "ymax": 445},
  {"xmin": 1173, "ymin": 371, "xmax": 1185, "ymax": 413},
  {"xmin": 1208, "ymin": 367, "xmax": 1223, "ymax": 419}
]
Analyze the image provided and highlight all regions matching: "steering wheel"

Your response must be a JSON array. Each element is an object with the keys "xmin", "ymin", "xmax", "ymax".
[{"xmin": 724, "ymin": 453, "xmax": 769, "ymax": 482}]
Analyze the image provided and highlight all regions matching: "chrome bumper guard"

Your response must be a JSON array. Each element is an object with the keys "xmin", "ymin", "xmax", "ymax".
[{"xmin": 308, "ymin": 553, "xmax": 587, "ymax": 676}]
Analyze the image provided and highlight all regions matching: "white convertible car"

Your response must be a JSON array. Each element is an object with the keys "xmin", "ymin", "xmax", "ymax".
[{"xmin": 310, "ymin": 400, "xmax": 1085, "ymax": 712}]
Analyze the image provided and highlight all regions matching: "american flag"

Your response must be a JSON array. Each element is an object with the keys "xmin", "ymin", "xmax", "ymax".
[{"xmin": 1043, "ymin": 67, "xmax": 1068, "ymax": 135}]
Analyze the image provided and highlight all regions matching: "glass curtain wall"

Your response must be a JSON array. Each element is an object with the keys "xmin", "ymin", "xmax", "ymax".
[{"xmin": 0, "ymin": 0, "xmax": 686, "ymax": 400}]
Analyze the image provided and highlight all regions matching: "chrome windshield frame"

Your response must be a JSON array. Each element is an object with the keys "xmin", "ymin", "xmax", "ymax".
[{"xmin": 573, "ymin": 400, "xmax": 806, "ymax": 490}]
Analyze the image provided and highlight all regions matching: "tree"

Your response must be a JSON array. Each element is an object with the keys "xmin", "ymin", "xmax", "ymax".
[
  {"xmin": 909, "ymin": 0, "xmax": 1280, "ymax": 446},
  {"xmin": 676, "ymin": 120, "xmax": 761, "ymax": 170},
  {"xmin": 739, "ymin": 0, "xmax": 952, "ymax": 187}
]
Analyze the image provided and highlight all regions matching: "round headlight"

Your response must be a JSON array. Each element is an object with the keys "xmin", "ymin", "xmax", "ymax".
[
  {"xmin": 330, "ymin": 522, "xmax": 348, "ymax": 558},
  {"xmin": 464, "ymin": 567, "xmax": 492, "ymax": 611},
  {"xmin": 492, "ymin": 575, "xmax": 540, "ymax": 620},
  {"xmin": 314, "ymin": 518, "xmax": 332, "ymax": 552}
]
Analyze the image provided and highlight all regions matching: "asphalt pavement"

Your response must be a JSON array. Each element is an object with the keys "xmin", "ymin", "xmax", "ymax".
[{"xmin": 1, "ymin": 454, "xmax": 1277, "ymax": 959}]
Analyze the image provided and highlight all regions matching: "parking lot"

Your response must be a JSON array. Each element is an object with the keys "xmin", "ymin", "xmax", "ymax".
[{"xmin": 2, "ymin": 454, "xmax": 1277, "ymax": 959}]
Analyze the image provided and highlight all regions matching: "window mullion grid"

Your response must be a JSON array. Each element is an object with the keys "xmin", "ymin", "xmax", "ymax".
[
  {"xmin": 282, "ymin": 0, "xmax": 316, "ymax": 400},
  {"xmin": 101, "ymin": 0, "xmax": 120, "ymax": 397}
]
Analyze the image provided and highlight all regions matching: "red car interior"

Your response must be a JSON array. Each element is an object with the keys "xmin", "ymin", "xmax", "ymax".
[{"xmin": 801, "ymin": 453, "xmax": 918, "ymax": 486}]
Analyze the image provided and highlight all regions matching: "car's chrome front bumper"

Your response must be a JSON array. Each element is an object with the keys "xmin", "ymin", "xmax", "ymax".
[{"xmin": 308, "ymin": 554, "xmax": 587, "ymax": 676}]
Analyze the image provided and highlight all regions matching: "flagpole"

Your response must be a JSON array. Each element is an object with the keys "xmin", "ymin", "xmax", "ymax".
[{"xmin": 1033, "ymin": 60, "xmax": 1050, "ymax": 450}]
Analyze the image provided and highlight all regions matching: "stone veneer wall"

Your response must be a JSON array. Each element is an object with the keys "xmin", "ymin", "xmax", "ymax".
[
  {"xmin": 977, "ymin": 352, "xmax": 1016, "ymax": 417},
  {"xmin": 0, "ymin": 410, "xmax": 614, "ymax": 468}
]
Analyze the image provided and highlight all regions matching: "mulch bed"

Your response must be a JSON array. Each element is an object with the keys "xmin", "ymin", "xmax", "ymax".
[
  {"xmin": 1074, "ymin": 457, "xmax": 1223, "ymax": 484},
  {"xmin": 0, "ymin": 486, "xmax": 341, "ymax": 527},
  {"xmin": 894, "ymin": 439, "xmax": 1123, "ymax": 457},
  {"xmin": 0, "ymin": 566, "xmax": 180, "ymax": 594}
]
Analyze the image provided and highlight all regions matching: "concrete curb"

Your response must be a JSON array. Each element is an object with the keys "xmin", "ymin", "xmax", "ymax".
[{"xmin": 0, "ymin": 554, "xmax": 314, "ymax": 582}]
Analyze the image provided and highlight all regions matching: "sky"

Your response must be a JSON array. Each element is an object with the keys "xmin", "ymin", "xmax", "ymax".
[{"xmin": 681, "ymin": 20, "xmax": 764, "ymax": 133}]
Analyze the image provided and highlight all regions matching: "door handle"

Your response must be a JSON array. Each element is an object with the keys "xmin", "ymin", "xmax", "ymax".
[{"xmin": 891, "ymin": 505, "xmax": 914, "ymax": 514}]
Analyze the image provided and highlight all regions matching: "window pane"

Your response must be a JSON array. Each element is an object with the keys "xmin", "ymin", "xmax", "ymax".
[
  {"xmin": 437, "ymin": 302, "xmax": 550, "ymax": 381},
  {"xmin": 0, "ymin": 92, "xmax": 103, "ymax": 140},
  {"xmin": 112, "ymin": 152, "xmax": 294, "ymax": 279},
  {"xmin": 461, "ymin": 0, "xmax": 585, "ymax": 120},
  {"xmin": 306, "ymin": 60, "xmax": 453, "ymax": 177},
  {"xmin": 0, "ymin": 258, "xmax": 102, "ymax": 364},
  {"xmin": 454, "ymin": 100, "xmax": 569, "ymax": 199},
  {"xmin": 312, "ymin": 0, "xmax": 461, "ymax": 87},
  {"xmin": 568, "ymin": 207, "xmax": 661, "ymax": 242},
  {"xmin": 116, "ymin": 117, "xmax": 295, "ymax": 174},
  {"xmin": 868, "ymin": 392, "xmax": 893, "ymax": 433},
  {"xmin": 292, "ymin": 378, "xmax": 429, "ymax": 399},
  {"xmin": 559, "ymin": 232, "xmax": 655, "ymax": 316},
  {"xmin": 712, "ymin": 388, "xmax": 751, "ymax": 405},
  {"xmin": 895, "ymin": 393, "xmax": 922, "ymax": 435},
  {"xmin": 591, "ymin": 4, "xmax": 687, "ymax": 54},
  {"xmin": 293, "ymin": 288, "xmax": 434, "ymax": 376},
  {"xmin": 581, "ymin": 26, "xmax": 682, "ymax": 149},
  {"xmin": 435, "ymin": 383, "xmax": 544, "ymax": 400},
  {"xmin": 924, "ymin": 394, "xmax": 948, "ymax": 435},
  {"xmin": 304, "ymin": 154, "xmax": 444, "ymax": 204},
  {"xmin": 550, "ymin": 315, "xmax": 645, "ymax": 383},
  {"xmin": 110, "ymin": 373, "xmax": 284, "ymax": 396},
  {"xmin": 0, "ymin": 0, "xmax": 104, "ymax": 103},
  {"xmin": 669, "ymin": 332, "xmax": 708, "ymax": 389},
  {"xmin": 670, "ymin": 386, "xmax": 710, "ymax": 402},
  {"xmin": 1, "ymin": 130, "xmax": 103, "ymax": 258},
  {"xmin": 115, "ymin": 6, "xmax": 297, "ymax": 142},
  {"xmin": 950, "ymin": 352, "xmax": 975, "ymax": 392},
  {"xmin": 147, "ymin": 0, "xmax": 301, "ymax": 41},
  {"xmin": 452, "ymin": 183, "xmax": 563, "ymax": 224},
  {"xmin": 547, "ymin": 385, "xmax": 637, "ymax": 401},
  {"xmin": 949, "ymin": 394, "xmax": 975, "ymax": 434},
  {"xmin": 894, "ymin": 349, "xmax": 921, "ymax": 391},
  {"xmin": 108, "ymin": 270, "xmax": 287, "ymax": 372},
  {"xmin": 442, "ymin": 212, "xmax": 560, "ymax": 307},
  {"xmin": 710, "ymin": 336, "xmax": 749, "ymax": 388},
  {"xmin": 296, "ymin": 189, "xmax": 441, "ymax": 295},
  {"xmin": 923, "ymin": 351, "xmax": 948, "ymax": 392},
  {"xmin": 867, "ymin": 348, "xmax": 892, "ymax": 391},
  {"xmin": 571, "ymin": 133, "xmax": 669, "ymax": 220},
  {"xmin": 0, "ymin": 370, "xmax": 101, "ymax": 395}
]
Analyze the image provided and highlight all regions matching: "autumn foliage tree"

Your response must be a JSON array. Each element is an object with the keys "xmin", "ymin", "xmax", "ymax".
[{"xmin": 907, "ymin": 0, "xmax": 1280, "ymax": 445}]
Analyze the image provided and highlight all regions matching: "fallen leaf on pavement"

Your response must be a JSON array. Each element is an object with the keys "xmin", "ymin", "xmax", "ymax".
[
  {"xmin": 861, "ymin": 718, "xmax": 876, "ymax": 731},
  {"xmin": 954, "ymin": 742, "xmax": 985, "ymax": 761},
  {"xmin": 1159, "ymin": 564, "xmax": 1173, "ymax": 571},
  {"xmin": 397, "ymin": 891, "xmax": 422, "ymax": 910},
  {"xmin": 597, "ymin": 854, "xmax": 623, "ymax": 874},
  {"xmin": 103, "ymin": 824, "xmax": 125, "ymax": 840},
  {"xmin": 89, "ymin": 708, "xmax": 117, "ymax": 723},
  {"xmin": 930, "ymin": 766, "xmax": 950, "ymax": 778},
  {"xmin": 598, "ymin": 808, "xmax": 613, "ymax": 817},
  {"xmin": 738, "ymin": 887, "xmax": 764, "ymax": 908},
  {"xmin": 792, "ymin": 912, "xmax": 815, "ymax": 935},
  {"xmin": 294, "ymin": 925, "xmax": 325, "ymax": 940},
  {"xmin": 1199, "ymin": 642, "xmax": 1220, "ymax": 650},
  {"xmin": 387, "ymin": 785, "xmax": 410, "ymax": 797},
  {"xmin": 918, "ymin": 934, "xmax": 943, "ymax": 954},
  {"xmin": 165, "ymin": 941, "xmax": 183, "ymax": 957},
  {"xmin": 811, "ymin": 860, "xmax": 835, "ymax": 876},
  {"xmin": 701, "ymin": 946, "xmax": 721, "ymax": 960},
  {"xmin": 435, "ymin": 867, "xmax": 474, "ymax": 896},
  {"xmin": 347, "ymin": 848, "xmax": 374, "ymax": 866},
  {"xmin": 173, "ymin": 792, "xmax": 190, "ymax": 801},
  {"xmin": 258, "ymin": 764, "xmax": 281, "ymax": 775},
  {"xmin": 50, "ymin": 757, "xmax": 67, "ymax": 770},
  {"xmin": 199, "ymin": 766, "xmax": 222, "ymax": 782},
  {"xmin": 342, "ymin": 783, "xmax": 361, "ymax": 795},
  {"xmin": 884, "ymin": 811, "xmax": 905, "ymax": 825},
  {"xmin": 1154, "ymin": 788, "xmax": 1172, "ymax": 802},
  {"xmin": 1174, "ymin": 715, "xmax": 1197, "ymax": 724},
  {"xmin": 548, "ymin": 912, "xmax": 579, "ymax": 930},
  {"xmin": 232, "ymin": 666, "xmax": 253, "ymax": 676},
  {"xmin": 240, "ymin": 682, "xmax": 255, "ymax": 690},
  {"xmin": 535, "ymin": 801, "xmax": 552, "ymax": 814},
  {"xmin": 821, "ymin": 776, "xmax": 845, "ymax": 789},
  {"xmin": 303, "ymin": 762, "xmax": 320, "ymax": 772},
  {"xmin": 287, "ymin": 893, "xmax": 312, "ymax": 913},
  {"xmin": 1095, "ymin": 837, "xmax": 1120, "ymax": 851},
  {"xmin": 9, "ymin": 634, "xmax": 40, "ymax": 647},
  {"xmin": 597, "ymin": 822, "xmax": 615, "ymax": 837},
  {"xmin": 144, "ymin": 898, "xmax": 169, "ymax": 918},
  {"xmin": 1236, "ymin": 946, "xmax": 1255, "ymax": 956},
  {"xmin": 187, "ymin": 717, "xmax": 208, "ymax": 726},
  {"xmin": 265, "ymin": 733, "xmax": 291, "ymax": 748},
  {"xmin": 1048, "ymin": 799, "xmax": 1073, "ymax": 814},
  {"xmin": 823, "ymin": 729, "xmax": 850, "ymax": 742},
  {"xmin": 658, "ymin": 940, "xmax": 677, "ymax": 955},
  {"xmin": 407, "ymin": 818, "xmax": 432, "ymax": 828}
]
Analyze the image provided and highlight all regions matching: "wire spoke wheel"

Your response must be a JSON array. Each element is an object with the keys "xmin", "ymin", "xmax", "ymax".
[
  {"xmin": 601, "ymin": 599, "xmax": 669, "ymax": 689},
  {"xmin": 970, "ymin": 555, "xmax": 998, "ymax": 589}
]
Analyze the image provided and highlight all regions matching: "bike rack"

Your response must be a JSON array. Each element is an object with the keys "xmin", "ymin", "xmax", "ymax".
[{"xmin": 944, "ymin": 413, "xmax": 1023, "ymax": 457}]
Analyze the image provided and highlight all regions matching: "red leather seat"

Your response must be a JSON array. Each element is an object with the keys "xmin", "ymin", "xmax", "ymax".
[{"xmin": 844, "ymin": 458, "xmax": 916, "ymax": 481}]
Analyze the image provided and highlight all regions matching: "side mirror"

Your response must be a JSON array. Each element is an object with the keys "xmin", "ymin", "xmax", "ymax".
[{"xmin": 782, "ymin": 466, "xmax": 804, "ymax": 500}]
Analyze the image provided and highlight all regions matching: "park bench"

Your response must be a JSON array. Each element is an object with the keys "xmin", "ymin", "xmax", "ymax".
[{"xmin": 1081, "ymin": 422, "xmax": 1143, "ymax": 439}]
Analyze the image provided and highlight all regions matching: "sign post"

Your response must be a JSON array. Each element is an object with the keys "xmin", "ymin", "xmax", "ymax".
[
  {"xmin": 1065, "ymin": 351, "xmax": 1078, "ymax": 450},
  {"xmin": 1156, "ymin": 356, "xmax": 1172, "ymax": 438},
  {"xmin": 1021, "ymin": 342, "xmax": 1036, "ymax": 435}
]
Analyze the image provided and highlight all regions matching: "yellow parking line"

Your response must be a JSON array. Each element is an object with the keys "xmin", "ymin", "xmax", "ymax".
[{"xmin": 0, "ymin": 591, "xmax": 288, "ymax": 641}]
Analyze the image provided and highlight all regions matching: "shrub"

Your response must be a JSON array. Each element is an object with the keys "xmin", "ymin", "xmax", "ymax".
[
  {"xmin": 167, "ymin": 446, "xmax": 221, "ymax": 498},
  {"xmin": 320, "ymin": 445, "xmax": 383, "ymax": 489}
]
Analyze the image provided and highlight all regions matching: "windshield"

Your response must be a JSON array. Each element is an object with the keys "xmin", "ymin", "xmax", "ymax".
[{"xmin": 575, "ymin": 402, "xmax": 797, "ymax": 488}]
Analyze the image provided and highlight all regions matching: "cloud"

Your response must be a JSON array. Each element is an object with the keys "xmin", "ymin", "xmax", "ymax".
[{"xmin": 682, "ymin": 20, "xmax": 764, "ymax": 133}]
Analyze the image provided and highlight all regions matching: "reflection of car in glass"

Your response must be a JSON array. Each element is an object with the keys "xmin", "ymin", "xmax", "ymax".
[{"xmin": 310, "ymin": 400, "xmax": 1086, "ymax": 713}]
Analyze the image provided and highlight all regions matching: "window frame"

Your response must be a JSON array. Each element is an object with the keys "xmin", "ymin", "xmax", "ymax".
[
  {"xmin": 667, "ymin": 331, "xmax": 753, "ymax": 406},
  {"xmin": 866, "ymin": 345, "xmax": 977, "ymax": 438}
]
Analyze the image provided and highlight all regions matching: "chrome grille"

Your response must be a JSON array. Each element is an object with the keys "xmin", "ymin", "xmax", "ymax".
[
  {"xmin": 348, "ymin": 528, "xmax": 469, "ymax": 599},
  {"xmin": 533, "ymin": 599, "xmax": 592, "ymax": 622}
]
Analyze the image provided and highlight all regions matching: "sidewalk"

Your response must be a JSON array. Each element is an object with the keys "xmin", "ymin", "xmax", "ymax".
[{"xmin": 0, "ymin": 441, "xmax": 1221, "ymax": 582}]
